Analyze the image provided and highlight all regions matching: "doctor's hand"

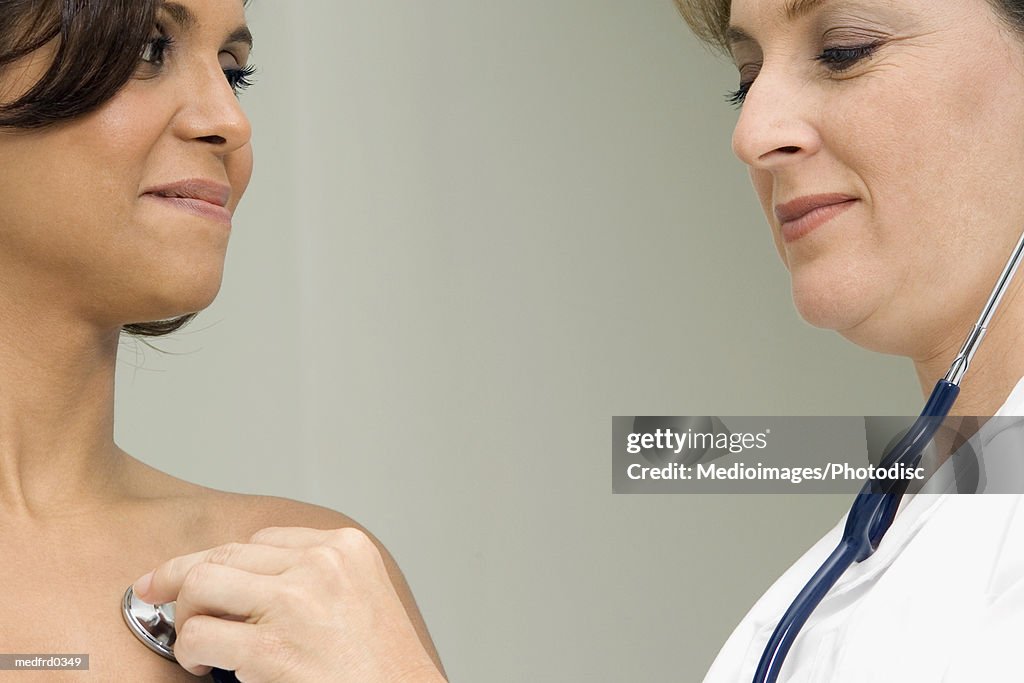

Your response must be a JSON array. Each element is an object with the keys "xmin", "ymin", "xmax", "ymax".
[{"xmin": 131, "ymin": 526, "xmax": 446, "ymax": 683}]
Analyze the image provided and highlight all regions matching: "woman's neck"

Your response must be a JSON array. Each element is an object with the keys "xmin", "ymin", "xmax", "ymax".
[{"xmin": 0, "ymin": 312, "xmax": 128, "ymax": 522}]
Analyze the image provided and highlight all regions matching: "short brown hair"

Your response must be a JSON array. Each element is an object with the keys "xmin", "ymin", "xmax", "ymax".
[{"xmin": 672, "ymin": 0, "xmax": 731, "ymax": 56}]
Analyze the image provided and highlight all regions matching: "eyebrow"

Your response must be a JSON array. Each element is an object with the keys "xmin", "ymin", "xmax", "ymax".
[
  {"xmin": 159, "ymin": 1, "xmax": 254, "ymax": 50},
  {"xmin": 726, "ymin": 0, "xmax": 830, "ymax": 51},
  {"xmin": 783, "ymin": 0, "xmax": 830, "ymax": 22}
]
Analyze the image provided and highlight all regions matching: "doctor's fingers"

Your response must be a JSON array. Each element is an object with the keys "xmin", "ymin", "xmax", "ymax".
[
  {"xmin": 171, "ymin": 614, "xmax": 253, "ymax": 677},
  {"xmin": 172, "ymin": 563, "xmax": 281, "ymax": 635},
  {"xmin": 135, "ymin": 542, "xmax": 302, "ymax": 604},
  {"xmin": 251, "ymin": 525, "xmax": 389, "ymax": 576}
]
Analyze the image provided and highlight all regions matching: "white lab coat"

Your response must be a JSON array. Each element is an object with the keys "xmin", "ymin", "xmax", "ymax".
[{"xmin": 703, "ymin": 375, "xmax": 1024, "ymax": 682}]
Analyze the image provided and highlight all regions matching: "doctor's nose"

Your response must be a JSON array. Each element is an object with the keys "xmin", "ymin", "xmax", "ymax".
[{"xmin": 730, "ymin": 74, "xmax": 821, "ymax": 171}]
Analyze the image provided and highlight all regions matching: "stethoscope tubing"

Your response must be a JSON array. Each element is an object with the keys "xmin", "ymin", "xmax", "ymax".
[
  {"xmin": 752, "ymin": 541, "xmax": 860, "ymax": 683},
  {"xmin": 752, "ymin": 380, "xmax": 959, "ymax": 683}
]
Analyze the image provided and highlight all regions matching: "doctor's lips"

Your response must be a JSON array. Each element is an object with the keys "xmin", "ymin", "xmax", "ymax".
[
  {"xmin": 774, "ymin": 193, "xmax": 858, "ymax": 243},
  {"xmin": 141, "ymin": 178, "xmax": 233, "ymax": 226}
]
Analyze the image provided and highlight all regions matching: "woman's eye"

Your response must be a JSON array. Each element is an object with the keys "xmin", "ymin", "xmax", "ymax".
[
  {"xmin": 724, "ymin": 43, "xmax": 880, "ymax": 110},
  {"xmin": 224, "ymin": 64, "xmax": 257, "ymax": 95},
  {"xmin": 140, "ymin": 35, "xmax": 174, "ymax": 67}
]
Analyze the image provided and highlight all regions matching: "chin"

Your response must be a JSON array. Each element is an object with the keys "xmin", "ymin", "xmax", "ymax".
[
  {"xmin": 788, "ymin": 262, "xmax": 896, "ymax": 345},
  {"xmin": 788, "ymin": 260, "xmax": 866, "ymax": 327},
  {"xmin": 791, "ymin": 279, "xmax": 913, "ymax": 355},
  {"xmin": 130, "ymin": 264, "xmax": 226, "ymax": 322},
  {"xmin": 791, "ymin": 286, "xmax": 860, "ymax": 331}
]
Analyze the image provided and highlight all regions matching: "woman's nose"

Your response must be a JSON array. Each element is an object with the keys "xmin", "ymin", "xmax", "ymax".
[
  {"xmin": 174, "ymin": 65, "xmax": 252, "ymax": 154},
  {"xmin": 730, "ymin": 71, "xmax": 820, "ymax": 170}
]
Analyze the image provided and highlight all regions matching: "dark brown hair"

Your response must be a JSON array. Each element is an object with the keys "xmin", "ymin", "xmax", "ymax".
[
  {"xmin": 0, "ymin": 0, "xmax": 247, "ymax": 338},
  {"xmin": 674, "ymin": 0, "xmax": 1024, "ymax": 56}
]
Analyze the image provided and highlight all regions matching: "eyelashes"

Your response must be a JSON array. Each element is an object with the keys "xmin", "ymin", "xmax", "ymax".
[
  {"xmin": 224, "ymin": 64, "xmax": 257, "ymax": 93},
  {"xmin": 724, "ymin": 42, "xmax": 882, "ymax": 109},
  {"xmin": 140, "ymin": 30, "xmax": 257, "ymax": 96},
  {"xmin": 140, "ymin": 33, "xmax": 174, "ymax": 67}
]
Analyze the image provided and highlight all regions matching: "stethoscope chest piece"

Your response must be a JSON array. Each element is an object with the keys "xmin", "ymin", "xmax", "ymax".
[
  {"xmin": 122, "ymin": 585, "xmax": 178, "ymax": 661},
  {"xmin": 122, "ymin": 585, "xmax": 240, "ymax": 682}
]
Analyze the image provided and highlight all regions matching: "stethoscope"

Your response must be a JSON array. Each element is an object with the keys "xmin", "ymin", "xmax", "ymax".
[
  {"xmin": 753, "ymin": 228, "xmax": 1024, "ymax": 683},
  {"xmin": 122, "ymin": 584, "xmax": 239, "ymax": 682}
]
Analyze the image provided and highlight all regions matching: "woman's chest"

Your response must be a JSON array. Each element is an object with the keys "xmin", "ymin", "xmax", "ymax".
[
  {"xmin": 0, "ymin": 570, "xmax": 215, "ymax": 682},
  {"xmin": 0, "ymin": 500, "xmax": 251, "ymax": 682}
]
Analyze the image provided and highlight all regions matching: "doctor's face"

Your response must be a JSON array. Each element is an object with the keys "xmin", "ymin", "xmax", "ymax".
[{"xmin": 728, "ymin": 0, "xmax": 1024, "ymax": 356}]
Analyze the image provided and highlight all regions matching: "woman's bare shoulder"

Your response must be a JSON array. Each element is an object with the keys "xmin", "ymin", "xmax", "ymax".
[
  {"xmin": 201, "ymin": 490, "xmax": 363, "ymax": 540},
  {"xmin": 118, "ymin": 453, "xmax": 359, "ymax": 544}
]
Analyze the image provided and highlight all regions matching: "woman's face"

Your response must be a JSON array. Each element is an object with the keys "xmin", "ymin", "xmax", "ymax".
[
  {"xmin": 0, "ymin": 0, "xmax": 253, "ymax": 330},
  {"xmin": 727, "ymin": 0, "xmax": 1024, "ymax": 356}
]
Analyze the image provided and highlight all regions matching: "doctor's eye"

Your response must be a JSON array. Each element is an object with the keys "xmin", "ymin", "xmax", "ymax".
[
  {"xmin": 815, "ymin": 42, "xmax": 882, "ymax": 73},
  {"xmin": 725, "ymin": 81, "xmax": 752, "ymax": 109},
  {"xmin": 724, "ymin": 42, "xmax": 881, "ymax": 109}
]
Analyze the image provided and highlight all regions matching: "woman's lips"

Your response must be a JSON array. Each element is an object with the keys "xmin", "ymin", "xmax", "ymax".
[
  {"xmin": 143, "ymin": 194, "xmax": 232, "ymax": 226},
  {"xmin": 779, "ymin": 199, "xmax": 857, "ymax": 243}
]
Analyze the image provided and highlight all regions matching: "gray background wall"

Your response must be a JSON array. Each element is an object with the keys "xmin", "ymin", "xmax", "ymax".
[{"xmin": 113, "ymin": 2, "xmax": 923, "ymax": 681}]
